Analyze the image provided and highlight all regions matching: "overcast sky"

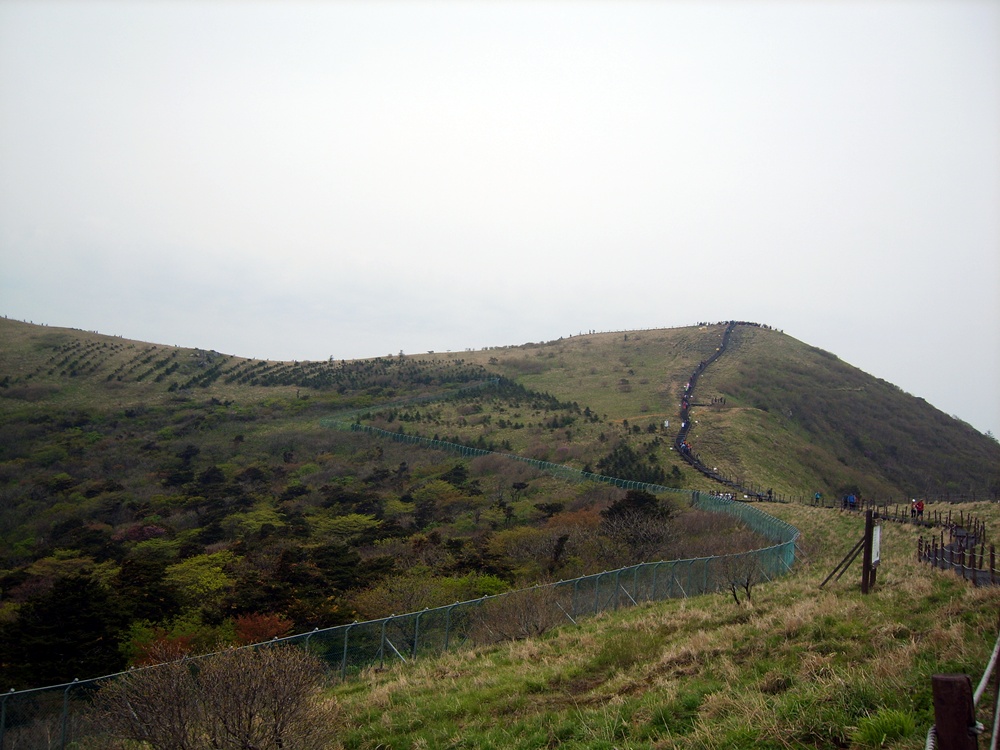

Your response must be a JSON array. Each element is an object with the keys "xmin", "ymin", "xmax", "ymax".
[{"xmin": 1, "ymin": 1, "xmax": 998, "ymax": 437}]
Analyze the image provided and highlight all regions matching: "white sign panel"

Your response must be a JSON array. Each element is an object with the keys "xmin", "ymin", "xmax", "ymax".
[{"xmin": 872, "ymin": 525, "xmax": 881, "ymax": 566}]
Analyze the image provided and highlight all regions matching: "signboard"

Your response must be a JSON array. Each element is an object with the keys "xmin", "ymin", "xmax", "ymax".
[{"xmin": 872, "ymin": 525, "xmax": 881, "ymax": 566}]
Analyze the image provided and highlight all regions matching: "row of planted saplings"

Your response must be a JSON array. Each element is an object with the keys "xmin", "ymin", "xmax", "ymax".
[
  {"xmin": 29, "ymin": 339, "xmax": 129, "ymax": 380},
  {"xmin": 222, "ymin": 356, "xmax": 489, "ymax": 390}
]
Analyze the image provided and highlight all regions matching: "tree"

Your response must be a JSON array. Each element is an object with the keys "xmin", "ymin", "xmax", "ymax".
[
  {"xmin": 163, "ymin": 551, "xmax": 237, "ymax": 611},
  {"xmin": 715, "ymin": 553, "xmax": 762, "ymax": 606},
  {"xmin": 0, "ymin": 573, "xmax": 127, "ymax": 688},
  {"xmin": 599, "ymin": 490, "xmax": 675, "ymax": 566},
  {"xmin": 233, "ymin": 613, "xmax": 293, "ymax": 645}
]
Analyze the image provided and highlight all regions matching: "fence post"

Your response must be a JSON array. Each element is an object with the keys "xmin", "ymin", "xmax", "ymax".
[
  {"xmin": 412, "ymin": 610, "xmax": 423, "ymax": 659},
  {"xmin": 61, "ymin": 678, "xmax": 79, "ymax": 750},
  {"xmin": 379, "ymin": 617, "xmax": 390, "ymax": 668},
  {"xmin": 444, "ymin": 604, "xmax": 455, "ymax": 651},
  {"xmin": 861, "ymin": 510, "xmax": 875, "ymax": 595},
  {"xmin": 341, "ymin": 622, "xmax": 356, "ymax": 680},
  {"xmin": 931, "ymin": 674, "xmax": 978, "ymax": 749},
  {"xmin": 1, "ymin": 688, "xmax": 10, "ymax": 750},
  {"xmin": 303, "ymin": 627, "xmax": 319, "ymax": 654}
]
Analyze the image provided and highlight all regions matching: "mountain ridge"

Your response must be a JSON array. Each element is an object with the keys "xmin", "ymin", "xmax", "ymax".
[{"xmin": 2, "ymin": 316, "xmax": 997, "ymax": 500}]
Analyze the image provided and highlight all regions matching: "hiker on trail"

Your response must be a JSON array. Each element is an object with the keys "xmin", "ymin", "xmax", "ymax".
[
  {"xmin": 814, "ymin": 491, "xmax": 822, "ymax": 505},
  {"xmin": 915, "ymin": 499, "xmax": 924, "ymax": 520},
  {"xmin": 848, "ymin": 493, "xmax": 857, "ymax": 511},
  {"xmin": 842, "ymin": 494, "xmax": 849, "ymax": 510},
  {"xmin": 910, "ymin": 499, "xmax": 917, "ymax": 518}
]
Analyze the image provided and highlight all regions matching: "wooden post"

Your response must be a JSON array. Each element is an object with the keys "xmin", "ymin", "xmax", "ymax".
[
  {"xmin": 861, "ymin": 510, "xmax": 875, "ymax": 594},
  {"xmin": 991, "ymin": 546, "xmax": 995, "ymax": 586},
  {"xmin": 931, "ymin": 674, "xmax": 978, "ymax": 749}
]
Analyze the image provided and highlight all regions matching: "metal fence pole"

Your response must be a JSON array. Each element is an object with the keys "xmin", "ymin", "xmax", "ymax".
[
  {"xmin": 444, "ymin": 604, "xmax": 455, "ymax": 651},
  {"xmin": 61, "ymin": 678, "xmax": 78, "ymax": 750},
  {"xmin": 379, "ymin": 618, "xmax": 391, "ymax": 668},
  {"xmin": 412, "ymin": 611, "xmax": 423, "ymax": 659},
  {"xmin": 341, "ymin": 622, "xmax": 356, "ymax": 680},
  {"xmin": 1, "ymin": 688, "xmax": 10, "ymax": 750}
]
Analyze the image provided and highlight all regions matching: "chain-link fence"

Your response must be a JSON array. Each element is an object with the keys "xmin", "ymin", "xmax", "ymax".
[{"xmin": 1, "ymin": 492, "xmax": 797, "ymax": 749}]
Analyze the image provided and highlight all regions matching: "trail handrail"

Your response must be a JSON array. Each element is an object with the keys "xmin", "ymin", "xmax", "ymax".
[{"xmin": 926, "ymin": 612, "xmax": 1000, "ymax": 750}]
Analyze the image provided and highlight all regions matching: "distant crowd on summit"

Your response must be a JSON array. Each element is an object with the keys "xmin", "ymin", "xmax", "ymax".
[{"xmin": 695, "ymin": 320, "xmax": 782, "ymax": 332}]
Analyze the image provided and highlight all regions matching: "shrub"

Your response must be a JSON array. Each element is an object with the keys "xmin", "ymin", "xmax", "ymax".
[{"xmin": 88, "ymin": 644, "xmax": 338, "ymax": 749}]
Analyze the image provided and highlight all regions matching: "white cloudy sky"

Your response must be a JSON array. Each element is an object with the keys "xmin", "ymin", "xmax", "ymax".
[{"xmin": 1, "ymin": 1, "xmax": 998, "ymax": 436}]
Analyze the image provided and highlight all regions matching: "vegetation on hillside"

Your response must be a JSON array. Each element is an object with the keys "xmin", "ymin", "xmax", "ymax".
[
  {"xmin": 1, "ymin": 316, "xmax": 998, "ymax": 705},
  {"xmin": 0, "ymin": 320, "xmax": 732, "ymax": 689}
]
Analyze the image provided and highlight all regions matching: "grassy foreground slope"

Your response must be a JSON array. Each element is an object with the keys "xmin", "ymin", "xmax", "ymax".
[{"xmin": 328, "ymin": 501, "xmax": 1000, "ymax": 750}]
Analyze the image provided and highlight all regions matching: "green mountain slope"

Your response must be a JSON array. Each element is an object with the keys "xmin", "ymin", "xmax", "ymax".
[
  {"xmin": 1, "ymin": 317, "xmax": 998, "ymax": 694},
  {"xmin": 694, "ymin": 324, "xmax": 999, "ymax": 499},
  {"xmin": 415, "ymin": 323, "xmax": 999, "ymax": 500}
]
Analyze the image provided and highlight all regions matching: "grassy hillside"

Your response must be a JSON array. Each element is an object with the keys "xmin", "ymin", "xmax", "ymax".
[
  {"xmin": 327, "ymin": 500, "xmax": 1000, "ymax": 750},
  {"xmin": 1, "ymin": 315, "xmax": 998, "ymax": 710},
  {"xmin": 415, "ymin": 323, "xmax": 999, "ymax": 500}
]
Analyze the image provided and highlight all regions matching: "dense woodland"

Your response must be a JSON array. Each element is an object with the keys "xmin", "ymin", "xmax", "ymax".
[{"xmin": 0, "ymin": 318, "xmax": 997, "ymax": 690}]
